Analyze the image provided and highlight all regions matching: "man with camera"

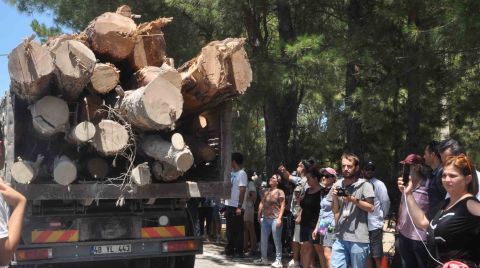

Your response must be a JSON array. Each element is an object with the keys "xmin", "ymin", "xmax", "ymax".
[{"xmin": 330, "ymin": 153, "xmax": 375, "ymax": 268}]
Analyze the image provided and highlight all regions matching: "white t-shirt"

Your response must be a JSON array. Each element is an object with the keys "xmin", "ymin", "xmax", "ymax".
[
  {"xmin": 0, "ymin": 194, "xmax": 8, "ymax": 239},
  {"xmin": 225, "ymin": 169, "xmax": 248, "ymax": 207},
  {"xmin": 243, "ymin": 181, "xmax": 257, "ymax": 210}
]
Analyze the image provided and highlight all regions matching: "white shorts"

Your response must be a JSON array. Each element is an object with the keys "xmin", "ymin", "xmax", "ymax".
[{"xmin": 292, "ymin": 224, "xmax": 301, "ymax": 242}]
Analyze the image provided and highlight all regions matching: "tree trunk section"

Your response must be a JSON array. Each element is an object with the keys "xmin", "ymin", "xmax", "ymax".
[
  {"xmin": 130, "ymin": 64, "xmax": 181, "ymax": 90},
  {"xmin": 68, "ymin": 121, "xmax": 96, "ymax": 143},
  {"xmin": 30, "ymin": 96, "xmax": 69, "ymax": 137},
  {"xmin": 131, "ymin": 162, "xmax": 151, "ymax": 186},
  {"xmin": 89, "ymin": 63, "xmax": 120, "ymax": 94},
  {"xmin": 85, "ymin": 157, "xmax": 109, "ymax": 179},
  {"xmin": 50, "ymin": 40, "xmax": 96, "ymax": 100},
  {"xmin": 91, "ymin": 119, "xmax": 129, "ymax": 156},
  {"xmin": 53, "ymin": 155, "xmax": 77, "ymax": 186},
  {"xmin": 178, "ymin": 38, "xmax": 252, "ymax": 114},
  {"xmin": 263, "ymin": 90, "xmax": 300, "ymax": 175},
  {"xmin": 151, "ymin": 161, "xmax": 182, "ymax": 182},
  {"xmin": 11, "ymin": 155, "xmax": 44, "ymax": 184},
  {"xmin": 141, "ymin": 134, "xmax": 194, "ymax": 172},
  {"xmin": 345, "ymin": 62, "xmax": 364, "ymax": 158},
  {"xmin": 118, "ymin": 73, "xmax": 183, "ymax": 130},
  {"xmin": 85, "ymin": 12, "xmax": 136, "ymax": 62},
  {"xmin": 128, "ymin": 18, "xmax": 172, "ymax": 71},
  {"xmin": 8, "ymin": 38, "xmax": 56, "ymax": 102}
]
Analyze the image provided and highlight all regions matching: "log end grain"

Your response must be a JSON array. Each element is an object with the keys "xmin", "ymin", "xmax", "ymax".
[{"xmin": 11, "ymin": 161, "xmax": 35, "ymax": 184}]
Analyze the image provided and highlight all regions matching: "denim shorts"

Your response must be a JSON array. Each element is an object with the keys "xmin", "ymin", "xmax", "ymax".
[{"xmin": 320, "ymin": 231, "xmax": 336, "ymax": 247}]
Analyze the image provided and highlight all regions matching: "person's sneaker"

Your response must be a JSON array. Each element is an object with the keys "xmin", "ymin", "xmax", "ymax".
[
  {"xmin": 253, "ymin": 258, "xmax": 270, "ymax": 265},
  {"xmin": 271, "ymin": 260, "xmax": 283, "ymax": 268},
  {"xmin": 287, "ymin": 259, "xmax": 300, "ymax": 268}
]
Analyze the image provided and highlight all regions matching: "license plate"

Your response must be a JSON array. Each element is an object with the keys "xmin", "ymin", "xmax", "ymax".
[{"xmin": 91, "ymin": 244, "xmax": 131, "ymax": 255}]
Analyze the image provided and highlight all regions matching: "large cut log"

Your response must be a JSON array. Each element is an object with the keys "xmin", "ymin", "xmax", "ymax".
[
  {"xmin": 53, "ymin": 155, "xmax": 77, "ymax": 186},
  {"xmin": 8, "ymin": 37, "xmax": 56, "ymax": 102},
  {"xmin": 118, "ymin": 72, "xmax": 183, "ymax": 130},
  {"xmin": 85, "ymin": 157, "xmax": 109, "ymax": 179},
  {"xmin": 178, "ymin": 38, "xmax": 252, "ymax": 114},
  {"xmin": 130, "ymin": 64, "xmax": 182, "ymax": 89},
  {"xmin": 131, "ymin": 162, "xmax": 151, "ymax": 186},
  {"xmin": 151, "ymin": 161, "xmax": 182, "ymax": 182},
  {"xmin": 30, "ymin": 96, "xmax": 69, "ymax": 137},
  {"xmin": 85, "ymin": 10, "xmax": 136, "ymax": 61},
  {"xmin": 141, "ymin": 133, "xmax": 194, "ymax": 172},
  {"xmin": 45, "ymin": 33, "xmax": 89, "ymax": 51},
  {"xmin": 50, "ymin": 40, "xmax": 96, "ymax": 100},
  {"xmin": 67, "ymin": 121, "xmax": 96, "ymax": 144},
  {"xmin": 89, "ymin": 63, "xmax": 120, "ymax": 94},
  {"xmin": 92, "ymin": 119, "xmax": 129, "ymax": 156},
  {"xmin": 128, "ymin": 18, "xmax": 172, "ymax": 71},
  {"xmin": 11, "ymin": 155, "xmax": 44, "ymax": 184}
]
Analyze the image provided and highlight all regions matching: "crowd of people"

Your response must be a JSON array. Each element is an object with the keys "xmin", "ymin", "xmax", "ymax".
[{"xmin": 216, "ymin": 138, "xmax": 480, "ymax": 268}]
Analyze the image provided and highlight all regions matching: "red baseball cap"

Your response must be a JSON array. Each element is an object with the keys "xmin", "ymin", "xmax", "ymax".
[
  {"xmin": 320, "ymin": 167, "xmax": 337, "ymax": 176},
  {"xmin": 399, "ymin": 154, "xmax": 423, "ymax": 165}
]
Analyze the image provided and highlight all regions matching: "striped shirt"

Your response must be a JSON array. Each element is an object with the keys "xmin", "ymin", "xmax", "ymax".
[{"xmin": 398, "ymin": 179, "xmax": 429, "ymax": 241}]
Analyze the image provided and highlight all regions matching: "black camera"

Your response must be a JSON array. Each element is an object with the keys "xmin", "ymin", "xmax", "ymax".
[{"xmin": 336, "ymin": 186, "xmax": 349, "ymax": 197}]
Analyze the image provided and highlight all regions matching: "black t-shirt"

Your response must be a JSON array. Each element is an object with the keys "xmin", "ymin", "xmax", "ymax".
[
  {"xmin": 300, "ymin": 188, "xmax": 321, "ymax": 228},
  {"xmin": 427, "ymin": 196, "xmax": 480, "ymax": 267}
]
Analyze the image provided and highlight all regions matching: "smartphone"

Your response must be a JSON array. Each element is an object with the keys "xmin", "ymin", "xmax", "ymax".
[{"xmin": 402, "ymin": 164, "xmax": 410, "ymax": 185}]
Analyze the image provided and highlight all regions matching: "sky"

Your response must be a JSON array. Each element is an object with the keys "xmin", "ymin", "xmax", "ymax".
[{"xmin": 0, "ymin": 1, "xmax": 58, "ymax": 93}]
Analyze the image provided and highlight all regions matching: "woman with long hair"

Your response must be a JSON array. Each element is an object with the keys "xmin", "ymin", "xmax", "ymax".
[
  {"xmin": 254, "ymin": 174, "xmax": 286, "ymax": 268},
  {"xmin": 298, "ymin": 167, "xmax": 322, "ymax": 268},
  {"xmin": 313, "ymin": 167, "xmax": 337, "ymax": 268},
  {"xmin": 398, "ymin": 154, "xmax": 480, "ymax": 267}
]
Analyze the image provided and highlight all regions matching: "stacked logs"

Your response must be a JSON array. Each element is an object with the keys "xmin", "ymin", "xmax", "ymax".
[{"xmin": 7, "ymin": 5, "xmax": 252, "ymax": 186}]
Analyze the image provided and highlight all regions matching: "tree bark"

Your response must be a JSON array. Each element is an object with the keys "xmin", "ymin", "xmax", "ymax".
[
  {"xmin": 151, "ymin": 161, "xmax": 182, "ymax": 182},
  {"xmin": 11, "ymin": 155, "xmax": 44, "ymax": 184},
  {"xmin": 80, "ymin": 94, "xmax": 108, "ymax": 124},
  {"xmin": 8, "ymin": 37, "xmax": 56, "ymax": 102},
  {"xmin": 141, "ymin": 134, "xmax": 194, "ymax": 172},
  {"xmin": 178, "ymin": 38, "xmax": 252, "ymax": 114},
  {"xmin": 118, "ymin": 72, "xmax": 183, "ymax": 130},
  {"xmin": 131, "ymin": 162, "xmax": 151, "ymax": 186},
  {"xmin": 50, "ymin": 39, "xmax": 97, "ymax": 100},
  {"xmin": 53, "ymin": 155, "xmax": 77, "ymax": 186},
  {"xmin": 89, "ymin": 63, "xmax": 120, "ymax": 94},
  {"xmin": 91, "ymin": 119, "xmax": 130, "ymax": 156},
  {"xmin": 128, "ymin": 18, "xmax": 172, "ymax": 71},
  {"xmin": 129, "ymin": 64, "xmax": 182, "ymax": 90},
  {"xmin": 85, "ymin": 11, "xmax": 137, "ymax": 61},
  {"xmin": 30, "ymin": 96, "xmax": 70, "ymax": 137}
]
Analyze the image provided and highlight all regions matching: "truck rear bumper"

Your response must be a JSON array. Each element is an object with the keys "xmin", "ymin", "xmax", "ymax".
[{"xmin": 13, "ymin": 236, "xmax": 203, "ymax": 265}]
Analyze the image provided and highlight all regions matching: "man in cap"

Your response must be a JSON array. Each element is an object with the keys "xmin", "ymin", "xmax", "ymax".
[
  {"xmin": 396, "ymin": 154, "xmax": 429, "ymax": 268},
  {"xmin": 362, "ymin": 161, "xmax": 390, "ymax": 268}
]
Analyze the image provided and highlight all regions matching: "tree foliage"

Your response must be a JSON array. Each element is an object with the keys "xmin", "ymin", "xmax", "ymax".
[{"xmin": 6, "ymin": 0, "xmax": 480, "ymax": 195}]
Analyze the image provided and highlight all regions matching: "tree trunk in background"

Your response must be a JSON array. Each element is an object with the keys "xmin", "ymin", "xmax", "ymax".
[
  {"xmin": 264, "ymin": 88, "xmax": 301, "ymax": 175},
  {"xmin": 405, "ymin": 68, "xmax": 422, "ymax": 154},
  {"xmin": 263, "ymin": 0, "xmax": 301, "ymax": 175},
  {"xmin": 345, "ymin": 62, "xmax": 364, "ymax": 158},
  {"xmin": 345, "ymin": 0, "xmax": 365, "ymax": 159}
]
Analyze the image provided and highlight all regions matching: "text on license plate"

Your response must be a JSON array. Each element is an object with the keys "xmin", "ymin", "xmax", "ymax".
[{"xmin": 91, "ymin": 244, "xmax": 131, "ymax": 255}]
